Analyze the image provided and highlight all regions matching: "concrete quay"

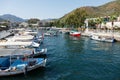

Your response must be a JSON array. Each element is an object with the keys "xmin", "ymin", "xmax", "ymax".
[{"xmin": 81, "ymin": 30, "xmax": 120, "ymax": 41}]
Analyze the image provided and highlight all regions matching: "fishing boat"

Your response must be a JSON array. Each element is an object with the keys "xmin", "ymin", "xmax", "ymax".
[
  {"xmin": 70, "ymin": 31, "xmax": 81, "ymax": 37},
  {"xmin": 0, "ymin": 57, "xmax": 46, "ymax": 77},
  {"xmin": 30, "ymin": 48, "xmax": 47, "ymax": 58},
  {"xmin": 90, "ymin": 35, "xmax": 115, "ymax": 43},
  {"xmin": 33, "ymin": 35, "xmax": 44, "ymax": 44},
  {"xmin": 31, "ymin": 42, "xmax": 40, "ymax": 48}
]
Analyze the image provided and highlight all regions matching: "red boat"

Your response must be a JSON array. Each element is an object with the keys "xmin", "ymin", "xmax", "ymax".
[{"xmin": 70, "ymin": 31, "xmax": 81, "ymax": 37}]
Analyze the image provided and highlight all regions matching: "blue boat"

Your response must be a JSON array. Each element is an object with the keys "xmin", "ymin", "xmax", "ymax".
[{"xmin": 0, "ymin": 57, "xmax": 46, "ymax": 77}]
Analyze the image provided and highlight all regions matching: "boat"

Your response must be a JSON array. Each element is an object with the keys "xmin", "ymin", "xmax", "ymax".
[
  {"xmin": 0, "ymin": 40, "xmax": 39, "ymax": 48},
  {"xmin": 23, "ymin": 30, "xmax": 37, "ymax": 35},
  {"xmin": 6, "ymin": 34, "xmax": 34, "ymax": 41},
  {"xmin": 90, "ymin": 35, "xmax": 115, "ymax": 43},
  {"xmin": 30, "ymin": 48, "xmax": 47, "ymax": 58},
  {"xmin": 44, "ymin": 30, "xmax": 58, "ymax": 36},
  {"xmin": 70, "ymin": 31, "xmax": 81, "ymax": 37},
  {"xmin": 0, "ymin": 48, "xmax": 47, "ymax": 59},
  {"xmin": 0, "ymin": 57, "xmax": 46, "ymax": 77},
  {"xmin": 31, "ymin": 42, "xmax": 40, "ymax": 48},
  {"xmin": 34, "ymin": 35, "xmax": 44, "ymax": 44}
]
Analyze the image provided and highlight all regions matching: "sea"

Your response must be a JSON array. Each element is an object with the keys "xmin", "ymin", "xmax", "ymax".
[{"xmin": 1, "ymin": 31, "xmax": 120, "ymax": 80}]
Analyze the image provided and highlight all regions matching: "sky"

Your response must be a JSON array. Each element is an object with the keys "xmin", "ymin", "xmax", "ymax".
[{"xmin": 0, "ymin": 0, "xmax": 113, "ymax": 19}]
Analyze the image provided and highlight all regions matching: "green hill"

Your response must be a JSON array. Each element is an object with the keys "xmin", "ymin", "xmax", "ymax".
[
  {"xmin": 57, "ymin": 0, "xmax": 120, "ymax": 28},
  {"xmin": 65, "ymin": 0, "xmax": 120, "ymax": 18}
]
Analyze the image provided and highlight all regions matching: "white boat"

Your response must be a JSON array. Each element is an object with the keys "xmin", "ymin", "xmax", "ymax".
[
  {"xmin": 6, "ymin": 35, "xmax": 34, "ymax": 41},
  {"xmin": 0, "ymin": 48, "xmax": 47, "ymax": 59},
  {"xmin": 0, "ymin": 57, "xmax": 46, "ymax": 77},
  {"xmin": 31, "ymin": 42, "xmax": 40, "ymax": 48},
  {"xmin": 44, "ymin": 30, "xmax": 58, "ymax": 36},
  {"xmin": 23, "ymin": 30, "xmax": 37, "ymax": 35},
  {"xmin": 12, "ymin": 28, "xmax": 37, "ymax": 35},
  {"xmin": 44, "ymin": 33, "xmax": 51, "ymax": 36},
  {"xmin": 0, "ymin": 41, "xmax": 32, "ymax": 46},
  {"xmin": 30, "ymin": 48, "xmax": 47, "ymax": 58},
  {"xmin": 91, "ymin": 35, "xmax": 115, "ymax": 43},
  {"xmin": 0, "ymin": 39, "xmax": 39, "ymax": 48}
]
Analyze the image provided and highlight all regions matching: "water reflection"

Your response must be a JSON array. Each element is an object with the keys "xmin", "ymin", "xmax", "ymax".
[
  {"xmin": 91, "ymin": 41, "xmax": 113, "ymax": 51},
  {"xmin": 64, "ymin": 35, "xmax": 83, "ymax": 54}
]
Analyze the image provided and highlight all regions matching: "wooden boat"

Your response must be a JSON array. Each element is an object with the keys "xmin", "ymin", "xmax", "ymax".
[
  {"xmin": 0, "ymin": 57, "xmax": 46, "ymax": 77},
  {"xmin": 91, "ymin": 35, "xmax": 115, "ymax": 43},
  {"xmin": 70, "ymin": 31, "xmax": 81, "ymax": 37}
]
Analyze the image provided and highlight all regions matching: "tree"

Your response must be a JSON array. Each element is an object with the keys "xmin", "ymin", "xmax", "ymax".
[
  {"xmin": 59, "ymin": 9, "xmax": 88, "ymax": 29},
  {"xmin": 27, "ymin": 18, "xmax": 40, "ymax": 24}
]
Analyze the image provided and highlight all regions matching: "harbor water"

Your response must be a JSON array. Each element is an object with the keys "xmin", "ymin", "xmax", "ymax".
[{"xmin": 1, "ymin": 33, "xmax": 120, "ymax": 80}]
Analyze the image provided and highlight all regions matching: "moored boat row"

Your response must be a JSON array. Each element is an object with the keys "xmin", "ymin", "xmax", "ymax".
[{"xmin": 0, "ymin": 28, "xmax": 47, "ymax": 77}]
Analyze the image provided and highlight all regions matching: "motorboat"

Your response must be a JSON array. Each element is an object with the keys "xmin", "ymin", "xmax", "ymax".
[{"xmin": 70, "ymin": 31, "xmax": 81, "ymax": 37}]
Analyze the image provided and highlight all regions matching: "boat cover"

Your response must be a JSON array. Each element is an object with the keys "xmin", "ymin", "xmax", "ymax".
[{"xmin": 0, "ymin": 58, "xmax": 10, "ymax": 70}]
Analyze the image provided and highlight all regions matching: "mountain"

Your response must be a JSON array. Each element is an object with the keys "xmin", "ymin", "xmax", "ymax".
[
  {"xmin": 60, "ymin": 0, "xmax": 120, "ymax": 20},
  {"xmin": 0, "ymin": 14, "xmax": 25, "ymax": 22}
]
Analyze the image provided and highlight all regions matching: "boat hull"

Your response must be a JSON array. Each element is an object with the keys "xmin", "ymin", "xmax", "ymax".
[
  {"xmin": 70, "ymin": 34, "xmax": 81, "ymax": 37},
  {"xmin": 70, "ymin": 31, "xmax": 81, "ymax": 37}
]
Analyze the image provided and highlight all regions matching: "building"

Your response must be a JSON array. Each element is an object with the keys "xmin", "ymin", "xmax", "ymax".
[{"xmin": 19, "ymin": 22, "xmax": 29, "ymax": 27}]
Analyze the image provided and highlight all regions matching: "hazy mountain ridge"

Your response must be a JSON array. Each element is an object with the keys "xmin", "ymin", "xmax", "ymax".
[{"xmin": 0, "ymin": 14, "xmax": 25, "ymax": 22}]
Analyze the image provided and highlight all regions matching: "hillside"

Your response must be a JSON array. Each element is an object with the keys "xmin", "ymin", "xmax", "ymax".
[
  {"xmin": 56, "ymin": 0, "xmax": 120, "ymax": 27},
  {"xmin": 0, "ymin": 14, "xmax": 25, "ymax": 22},
  {"xmin": 60, "ymin": 0, "xmax": 120, "ymax": 20}
]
